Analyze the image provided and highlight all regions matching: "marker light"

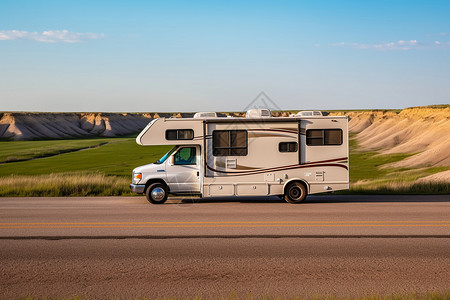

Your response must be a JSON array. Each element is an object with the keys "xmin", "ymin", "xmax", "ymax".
[{"xmin": 132, "ymin": 172, "xmax": 142, "ymax": 184}]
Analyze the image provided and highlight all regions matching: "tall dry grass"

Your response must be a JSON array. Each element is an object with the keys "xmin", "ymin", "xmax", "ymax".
[
  {"xmin": 350, "ymin": 180, "xmax": 450, "ymax": 194},
  {"xmin": 0, "ymin": 172, "xmax": 131, "ymax": 197},
  {"xmin": 0, "ymin": 174, "xmax": 448, "ymax": 198}
]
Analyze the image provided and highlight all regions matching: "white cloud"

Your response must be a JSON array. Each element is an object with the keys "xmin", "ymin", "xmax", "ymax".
[
  {"xmin": 397, "ymin": 40, "xmax": 417, "ymax": 45},
  {"xmin": 332, "ymin": 39, "xmax": 449, "ymax": 51},
  {"xmin": 0, "ymin": 30, "xmax": 104, "ymax": 43}
]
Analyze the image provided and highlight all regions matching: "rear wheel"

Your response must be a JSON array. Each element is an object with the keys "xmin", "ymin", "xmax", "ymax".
[
  {"xmin": 284, "ymin": 182, "xmax": 307, "ymax": 204},
  {"xmin": 145, "ymin": 183, "xmax": 168, "ymax": 204}
]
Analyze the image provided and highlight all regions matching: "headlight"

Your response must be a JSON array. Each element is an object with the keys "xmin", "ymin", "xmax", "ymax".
[{"xmin": 132, "ymin": 172, "xmax": 142, "ymax": 184}]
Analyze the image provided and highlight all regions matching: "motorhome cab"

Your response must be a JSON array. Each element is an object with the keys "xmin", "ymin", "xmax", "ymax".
[{"xmin": 130, "ymin": 110, "xmax": 349, "ymax": 204}]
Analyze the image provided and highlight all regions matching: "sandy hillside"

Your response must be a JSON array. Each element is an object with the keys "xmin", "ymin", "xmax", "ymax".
[
  {"xmin": 416, "ymin": 170, "xmax": 450, "ymax": 183},
  {"xmin": 337, "ymin": 107, "xmax": 450, "ymax": 168}
]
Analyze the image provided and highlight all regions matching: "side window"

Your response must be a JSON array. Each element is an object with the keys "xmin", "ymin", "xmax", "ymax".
[
  {"xmin": 306, "ymin": 129, "xmax": 343, "ymax": 146},
  {"xmin": 279, "ymin": 142, "xmax": 298, "ymax": 152},
  {"xmin": 166, "ymin": 129, "xmax": 194, "ymax": 140},
  {"xmin": 213, "ymin": 130, "xmax": 248, "ymax": 156},
  {"xmin": 174, "ymin": 147, "xmax": 196, "ymax": 165}
]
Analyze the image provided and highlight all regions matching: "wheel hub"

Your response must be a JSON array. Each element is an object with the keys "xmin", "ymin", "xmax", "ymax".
[
  {"xmin": 151, "ymin": 187, "xmax": 165, "ymax": 201},
  {"xmin": 290, "ymin": 187, "xmax": 300, "ymax": 198}
]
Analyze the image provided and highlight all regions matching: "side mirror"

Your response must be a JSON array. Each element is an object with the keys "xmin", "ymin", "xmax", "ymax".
[{"xmin": 169, "ymin": 155, "xmax": 175, "ymax": 165}]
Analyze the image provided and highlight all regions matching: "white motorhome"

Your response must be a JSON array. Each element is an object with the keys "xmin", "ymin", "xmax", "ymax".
[{"xmin": 130, "ymin": 110, "xmax": 349, "ymax": 204}]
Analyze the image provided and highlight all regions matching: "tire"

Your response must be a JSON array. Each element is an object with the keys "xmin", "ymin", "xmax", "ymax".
[
  {"xmin": 145, "ymin": 183, "xmax": 168, "ymax": 204},
  {"xmin": 284, "ymin": 182, "xmax": 307, "ymax": 204}
]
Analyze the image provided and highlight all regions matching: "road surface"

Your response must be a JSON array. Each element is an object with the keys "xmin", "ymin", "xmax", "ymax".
[{"xmin": 1, "ymin": 195, "xmax": 449, "ymax": 299}]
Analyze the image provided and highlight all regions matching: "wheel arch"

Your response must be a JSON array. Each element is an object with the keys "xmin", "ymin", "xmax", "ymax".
[
  {"xmin": 144, "ymin": 178, "xmax": 170, "ymax": 193},
  {"xmin": 282, "ymin": 178, "xmax": 309, "ymax": 195}
]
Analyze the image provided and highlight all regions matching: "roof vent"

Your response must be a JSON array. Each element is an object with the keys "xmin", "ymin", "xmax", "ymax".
[
  {"xmin": 193, "ymin": 112, "xmax": 217, "ymax": 118},
  {"xmin": 245, "ymin": 109, "xmax": 272, "ymax": 118},
  {"xmin": 291, "ymin": 111, "xmax": 323, "ymax": 117}
]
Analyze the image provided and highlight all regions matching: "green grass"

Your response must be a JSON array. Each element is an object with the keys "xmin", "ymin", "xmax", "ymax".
[
  {"xmin": 0, "ymin": 138, "xmax": 172, "ymax": 177},
  {"xmin": 348, "ymin": 138, "xmax": 415, "ymax": 182},
  {"xmin": 0, "ymin": 138, "xmax": 110, "ymax": 163},
  {"xmin": 407, "ymin": 104, "xmax": 450, "ymax": 109}
]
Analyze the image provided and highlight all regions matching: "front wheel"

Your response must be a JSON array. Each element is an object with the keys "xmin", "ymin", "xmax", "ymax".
[
  {"xmin": 145, "ymin": 183, "xmax": 168, "ymax": 204},
  {"xmin": 284, "ymin": 182, "xmax": 307, "ymax": 204}
]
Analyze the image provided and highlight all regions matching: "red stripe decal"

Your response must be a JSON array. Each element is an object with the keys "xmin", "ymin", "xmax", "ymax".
[{"xmin": 206, "ymin": 157, "xmax": 349, "ymax": 176}]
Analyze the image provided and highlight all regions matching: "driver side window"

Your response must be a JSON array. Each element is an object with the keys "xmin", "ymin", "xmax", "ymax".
[{"xmin": 174, "ymin": 147, "xmax": 197, "ymax": 165}]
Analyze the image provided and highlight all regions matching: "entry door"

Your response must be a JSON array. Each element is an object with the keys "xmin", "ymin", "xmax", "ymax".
[{"xmin": 166, "ymin": 146, "xmax": 200, "ymax": 193}]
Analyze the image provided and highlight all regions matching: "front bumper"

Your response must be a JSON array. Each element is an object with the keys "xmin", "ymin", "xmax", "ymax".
[{"xmin": 130, "ymin": 184, "xmax": 145, "ymax": 194}]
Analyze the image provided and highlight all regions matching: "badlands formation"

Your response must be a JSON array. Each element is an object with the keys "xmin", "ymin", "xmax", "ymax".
[
  {"xmin": 0, "ymin": 112, "xmax": 186, "ymax": 140},
  {"xmin": 337, "ymin": 106, "xmax": 450, "ymax": 183},
  {"xmin": 1, "ymin": 107, "xmax": 449, "ymax": 178},
  {"xmin": 0, "ymin": 111, "xmax": 286, "ymax": 140},
  {"xmin": 341, "ymin": 107, "xmax": 450, "ymax": 168}
]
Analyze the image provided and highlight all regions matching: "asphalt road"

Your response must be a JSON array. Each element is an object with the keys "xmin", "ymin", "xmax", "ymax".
[{"xmin": 1, "ymin": 195, "xmax": 449, "ymax": 299}]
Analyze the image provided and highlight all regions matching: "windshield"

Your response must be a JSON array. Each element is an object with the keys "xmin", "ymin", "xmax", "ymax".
[{"xmin": 155, "ymin": 146, "xmax": 177, "ymax": 164}]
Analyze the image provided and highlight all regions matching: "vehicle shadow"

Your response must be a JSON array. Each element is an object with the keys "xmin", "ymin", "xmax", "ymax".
[
  {"xmin": 167, "ymin": 194, "xmax": 450, "ymax": 204},
  {"xmin": 303, "ymin": 194, "xmax": 450, "ymax": 203}
]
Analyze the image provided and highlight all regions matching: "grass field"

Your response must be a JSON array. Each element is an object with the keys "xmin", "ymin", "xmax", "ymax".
[
  {"xmin": 0, "ymin": 137, "xmax": 448, "ymax": 196},
  {"xmin": 346, "ymin": 137, "xmax": 449, "ymax": 194},
  {"xmin": 0, "ymin": 138, "xmax": 171, "ymax": 177},
  {"xmin": 0, "ymin": 138, "xmax": 172, "ymax": 196},
  {"xmin": 348, "ymin": 138, "xmax": 414, "ymax": 182},
  {"xmin": 0, "ymin": 139, "xmax": 109, "ymax": 163}
]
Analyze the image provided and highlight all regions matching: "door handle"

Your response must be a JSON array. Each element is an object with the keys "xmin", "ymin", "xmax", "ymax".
[{"xmin": 197, "ymin": 171, "xmax": 199, "ymax": 176}]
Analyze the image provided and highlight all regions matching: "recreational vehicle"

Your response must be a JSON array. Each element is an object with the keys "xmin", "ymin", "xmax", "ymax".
[{"xmin": 130, "ymin": 110, "xmax": 349, "ymax": 204}]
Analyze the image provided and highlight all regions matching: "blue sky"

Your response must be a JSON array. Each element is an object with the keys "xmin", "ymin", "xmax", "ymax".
[{"xmin": 1, "ymin": 0, "xmax": 449, "ymax": 112}]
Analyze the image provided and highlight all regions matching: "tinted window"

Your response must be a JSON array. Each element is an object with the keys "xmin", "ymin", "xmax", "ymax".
[
  {"xmin": 279, "ymin": 142, "xmax": 298, "ymax": 152},
  {"xmin": 165, "ymin": 129, "xmax": 194, "ymax": 140},
  {"xmin": 213, "ymin": 130, "xmax": 248, "ymax": 156},
  {"xmin": 165, "ymin": 130, "xmax": 178, "ymax": 140},
  {"xmin": 174, "ymin": 147, "xmax": 196, "ymax": 165},
  {"xmin": 324, "ymin": 130, "xmax": 342, "ymax": 145},
  {"xmin": 306, "ymin": 129, "xmax": 342, "ymax": 146}
]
